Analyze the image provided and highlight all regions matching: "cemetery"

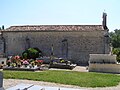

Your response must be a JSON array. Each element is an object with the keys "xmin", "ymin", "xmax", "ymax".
[
  {"xmin": 0, "ymin": 47, "xmax": 76, "ymax": 72},
  {"xmin": 0, "ymin": 48, "xmax": 77, "ymax": 90},
  {"xmin": 0, "ymin": 56, "xmax": 76, "ymax": 71},
  {"xmin": 0, "ymin": 10, "xmax": 120, "ymax": 89},
  {"xmin": 0, "ymin": 0, "xmax": 120, "ymax": 89},
  {"xmin": 1, "ymin": 49, "xmax": 120, "ymax": 90}
]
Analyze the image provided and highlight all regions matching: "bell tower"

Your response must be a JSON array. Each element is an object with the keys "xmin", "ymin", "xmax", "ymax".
[{"xmin": 102, "ymin": 12, "xmax": 108, "ymax": 29}]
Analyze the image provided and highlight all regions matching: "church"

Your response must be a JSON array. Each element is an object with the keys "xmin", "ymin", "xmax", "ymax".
[{"xmin": 0, "ymin": 13, "xmax": 110, "ymax": 65}]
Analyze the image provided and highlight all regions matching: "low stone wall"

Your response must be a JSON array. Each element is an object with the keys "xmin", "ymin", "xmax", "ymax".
[
  {"xmin": 89, "ymin": 63, "xmax": 120, "ymax": 73},
  {"xmin": 88, "ymin": 54, "xmax": 120, "ymax": 73},
  {"xmin": 89, "ymin": 54, "xmax": 117, "ymax": 64}
]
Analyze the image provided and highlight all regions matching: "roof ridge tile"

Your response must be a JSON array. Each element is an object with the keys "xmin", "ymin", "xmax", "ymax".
[{"xmin": 4, "ymin": 25, "xmax": 104, "ymax": 32}]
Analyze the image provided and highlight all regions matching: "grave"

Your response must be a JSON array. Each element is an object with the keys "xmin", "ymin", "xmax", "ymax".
[
  {"xmin": 6, "ymin": 83, "xmax": 83, "ymax": 90},
  {"xmin": 2, "ymin": 55, "xmax": 48, "ymax": 71},
  {"xmin": 89, "ymin": 54, "xmax": 120, "ymax": 73},
  {"xmin": 49, "ymin": 63, "xmax": 76, "ymax": 70},
  {"xmin": 49, "ymin": 58, "xmax": 76, "ymax": 70},
  {"xmin": 3, "ymin": 67, "xmax": 40, "ymax": 71}
]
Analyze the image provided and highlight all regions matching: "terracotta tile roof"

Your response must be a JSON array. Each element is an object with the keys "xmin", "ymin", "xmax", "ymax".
[{"xmin": 3, "ymin": 25, "xmax": 104, "ymax": 32}]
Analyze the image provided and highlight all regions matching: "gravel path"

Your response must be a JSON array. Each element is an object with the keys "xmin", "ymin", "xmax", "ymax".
[
  {"xmin": 3, "ymin": 79, "xmax": 86, "ymax": 90},
  {"xmin": 3, "ymin": 79, "xmax": 120, "ymax": 90}
]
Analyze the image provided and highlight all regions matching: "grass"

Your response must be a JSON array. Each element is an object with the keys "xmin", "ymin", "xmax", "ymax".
[{"xmin": 3, "ymin": 70, "xmax": 120, "ymax": 87}]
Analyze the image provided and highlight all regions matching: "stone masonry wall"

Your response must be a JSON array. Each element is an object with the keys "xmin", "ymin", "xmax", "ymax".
[{"xmin": 2, "ymin": 30, "xmax": 110, "ymax": 65}]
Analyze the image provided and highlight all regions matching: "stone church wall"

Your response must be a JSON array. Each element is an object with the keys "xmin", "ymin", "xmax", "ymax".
[
  {"xmin": 0, "ymin": 34, "xmax": 4, "ymax": 57},
  {"xmin": 2, "ymin": 30, "xmax": 110, "ymax": 65}
]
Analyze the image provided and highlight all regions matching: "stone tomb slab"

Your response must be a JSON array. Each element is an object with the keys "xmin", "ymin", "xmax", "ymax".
[
  {"xmin": 3, "ymin": 67, "xmax": 40, "ymax": 71},
  {"xmin": 6, "ymin": 83, "xmax": 84, "ymax": 90}
]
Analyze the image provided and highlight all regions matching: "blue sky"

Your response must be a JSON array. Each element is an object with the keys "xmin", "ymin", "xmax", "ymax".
[{"xmin": 0, "ymin": 0, "xmax": 120, "ymax": 31}]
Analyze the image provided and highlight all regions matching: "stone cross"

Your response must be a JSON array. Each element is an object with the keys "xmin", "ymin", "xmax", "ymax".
[{"xmin": 0, "ymin": 71, "xmax": 3, "ymax": 87}]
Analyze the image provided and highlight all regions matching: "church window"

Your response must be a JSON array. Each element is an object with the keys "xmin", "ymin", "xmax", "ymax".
[
  {"xmin": 25, "ymin": 37, "xmax": 30, "ymax": 50},
  {"xmin": 61, "ymin": 39, "xmax": 68, "ymax": 59}
]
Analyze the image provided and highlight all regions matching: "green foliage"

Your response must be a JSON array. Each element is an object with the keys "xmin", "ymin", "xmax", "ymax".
[
  {"xmin": 22, "ymin": 48, "xmax": 42, "ymax": 59},
  {"xmin": 112, "ymin": 48, "xmax": 120, "ymax": 55},
  {"xmin": 3, "ymin": 70, "xmax": 120, "ymax": 87},
  {"xmin": 110, "ymin": 29, "xmax": 120, "ymax": 62},
  {"xmin": 112, "ymin": 48, "xmax": 120, "ymax": 62},
  {"xmin": 110, "ymin": 29, "xmax": 120, "ymax": 48},
  {"xmin": 2, "ymin": 25, "xmax": 4, "ymax": 30},
  {"xmin": 23, "ymin": 53, "xmax": 28, "ymax": 59}
]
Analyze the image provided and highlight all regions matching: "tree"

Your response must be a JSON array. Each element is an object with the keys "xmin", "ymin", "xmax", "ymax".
[
  {"xmin": 112, "ymin": 48, "xmax": 120, "ymax": 62},
  {"xmin": 2, "ymin": 25, "xmax": 4, "ymax": 30},
  {"xmin": 109, "ymin": 29, "xmax": 120, "ymax": 48},
  {"xmin": 110, "ymin": 29, "xmax": 120, "ymax": 62}
]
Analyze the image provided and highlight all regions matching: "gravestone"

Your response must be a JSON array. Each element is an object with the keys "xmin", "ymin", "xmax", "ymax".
[
  {"xmin": 6, "ymin": 83, "xmax": 81, "ymax": 90},
  {"xmin": 0, "ymin": 72, "xmax": 3, "ymax": 88}
]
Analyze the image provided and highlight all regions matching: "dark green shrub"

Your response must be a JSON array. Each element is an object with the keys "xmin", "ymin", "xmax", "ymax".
[
  {"xmin": 22, "ymin": 48, "xmax": 42, "ymax": 59},
  {"xmin": 23, "ymin": 52, "xmax": 28, "ymax": 59}
]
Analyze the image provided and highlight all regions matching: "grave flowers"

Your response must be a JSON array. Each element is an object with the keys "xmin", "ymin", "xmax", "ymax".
[
  {"xmin": 23, "ymin": 60, "xmax": 29, "ymax": 67},
  {"xmin": 6, "ymin": 60, "xmax": 11, "ymax": 67},
  {"xmin": 10, "ymin": 55, "xmax": 22, "ymax": 67},
  {"xmin": 30, "ymin": 60, "xmax": 35, "ymax": 68},
  {"xmin": 35, "ymin": 60, "xmax": 43, "ymax": 67}
]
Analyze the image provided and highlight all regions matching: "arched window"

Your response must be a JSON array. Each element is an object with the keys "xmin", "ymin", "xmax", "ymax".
[
  {"xmin": 25, "ymin": 37, "xmax": 30, "ymax": 50},
  {"xmin": 61, "ymin": 39, "xmax": 68, "ymax": 59}
]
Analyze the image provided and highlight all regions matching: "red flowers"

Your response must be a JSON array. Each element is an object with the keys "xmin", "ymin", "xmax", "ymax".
[
  {"xmin": 36, "ymin": 60, "xmax": 43, "ymax": 63},
  {"xmin": 35, "ymin": 60, "xmax": 43, "ymax": 66},
  {"xmin": 14, "ymin": 55, "xmax": 20, "ymax": 59}
]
